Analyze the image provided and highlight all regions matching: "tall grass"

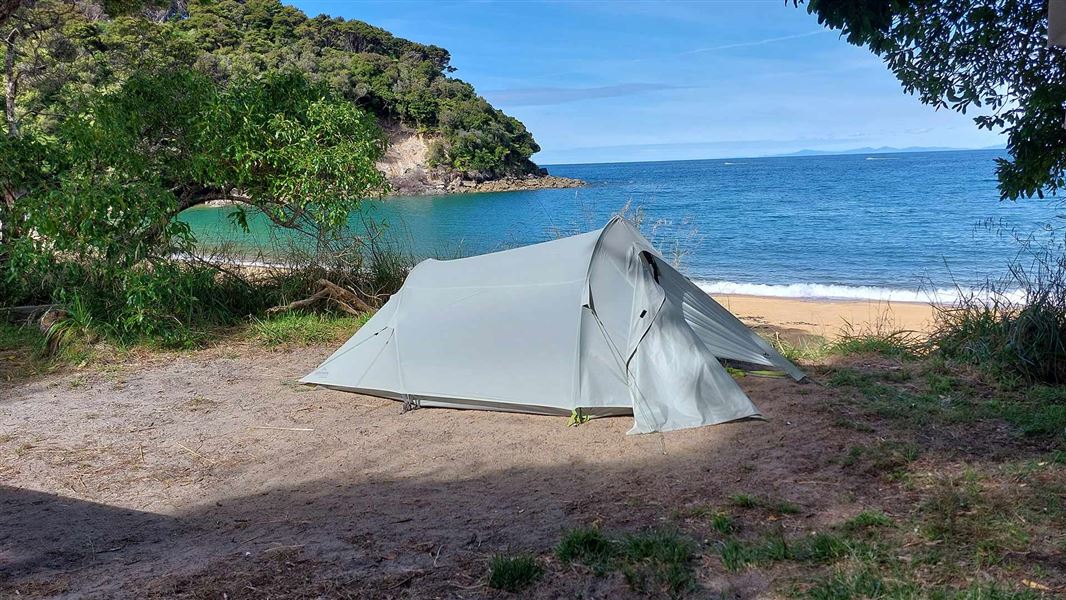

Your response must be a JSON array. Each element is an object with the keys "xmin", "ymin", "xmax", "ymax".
[{"xmin": 932, "ymin": 242, "xmax": 1066, "ymax": 385}]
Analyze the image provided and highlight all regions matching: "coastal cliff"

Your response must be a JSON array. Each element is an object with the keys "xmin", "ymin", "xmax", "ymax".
[{"xmin": 377, "ymin": 127, "xmax": 583, "ymax": 196}]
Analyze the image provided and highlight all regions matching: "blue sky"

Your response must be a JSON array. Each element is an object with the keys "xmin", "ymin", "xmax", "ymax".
[{"xmin": 292, "ymin": 0, "xmax": 1005, "ymax": 165}]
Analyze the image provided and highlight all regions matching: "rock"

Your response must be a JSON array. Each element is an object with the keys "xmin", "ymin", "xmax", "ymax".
[{"xmin": 375, "ymin": 123, "xmax": 585, "ymax": 197}]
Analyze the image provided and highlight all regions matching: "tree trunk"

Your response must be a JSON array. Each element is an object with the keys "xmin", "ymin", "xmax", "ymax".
[{"xmin": 4, "ymin": 28, "xmax": 17, "ymax": 137}]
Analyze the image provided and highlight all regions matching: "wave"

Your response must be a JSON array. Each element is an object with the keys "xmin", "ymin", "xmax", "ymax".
[
  {"xmin": 694, "ymin": 280, "xmax": 1026, "ymax": 305},
  {"xmin": 864, "ymin": 157, "xmax": 899, "ymax": 160}
]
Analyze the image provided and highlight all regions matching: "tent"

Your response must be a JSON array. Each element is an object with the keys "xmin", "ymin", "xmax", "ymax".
[{"xmin": 301, "ymin": 217, "xmax": 803, "ymax": 433}]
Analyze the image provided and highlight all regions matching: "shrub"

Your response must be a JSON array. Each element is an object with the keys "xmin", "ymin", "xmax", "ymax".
[
  {"xmin": 931, "ymin": 243, "xmax": 1066, "ymax": 385},
  {"xmin": 487, "ymin": 553, "xmax": 542, "ymax": 592}
]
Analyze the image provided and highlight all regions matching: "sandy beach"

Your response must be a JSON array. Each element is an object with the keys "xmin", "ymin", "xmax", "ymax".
[{"xmin": 713, "ymin": 294, "xmax": 938, "ymax": 341}]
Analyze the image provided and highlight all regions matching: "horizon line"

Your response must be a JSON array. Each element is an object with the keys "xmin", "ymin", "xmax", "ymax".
[{"xmin": 539, "ymin": 145, "xmax": 1005, "ymax": 168}]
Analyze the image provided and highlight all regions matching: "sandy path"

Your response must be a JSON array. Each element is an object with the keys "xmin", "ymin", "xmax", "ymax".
[{"xmin": 0, "ymin": 342, "xmax": 879, "ymax": 598}]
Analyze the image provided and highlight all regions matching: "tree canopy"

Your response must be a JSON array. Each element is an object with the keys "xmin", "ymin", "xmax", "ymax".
[
  {"xmin": 5, "ymin": 0, "xmax": 540, "ymax": 179},
  {"xmin": 797, "ymin": 0, "xmax": 1066, "ymax": 200},
  {"xmin": 5, "ymin": 68, "xmax": 387, "ymax": 269}
]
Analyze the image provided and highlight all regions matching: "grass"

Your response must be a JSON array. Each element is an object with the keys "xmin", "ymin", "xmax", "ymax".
[
  {"xmin": 829, "ymin": 331, "xmax": 924, "ymax": 360},
  {"xmin": 827, "ymin": 361, "xmax": 1066, "ymax": 442},
  {"xmin": 840, "ymin": 441, "xmax": 920, "ymax": 477},
  {"xmin": 488, "ymin": 553, "xmax": 542, "ymax": 592},
  {"xmin": 671, "ymin": 505, "xmax": 736, "ymax": 534},
  {"xmin": 556, "ymin": 527, "xmax": 616, "ymax": 571},
  {"xmin": 728, "ymin": 493, "xmax": 801, "ymax": 515},
  {"xmin": 556, "ymin": 527, "xmax": 697, "ymax": 597},
  {"xmin": 250, "ymin": 311, "xmax": 371, "ymax": 347},
  {"xmin": 0, "ymin": 321, "xmax": 95, "ymax": 379},
  {"xmin": 803, "ymin": 569, "xmax": 1041, "ymax": 600},
  {"xmin": 842, "ymin": 510, "xmax": 893, "ymax": 531},
  {"xmin": 717, "ymin": 531, "xmax": 857, "ymax": 571}
]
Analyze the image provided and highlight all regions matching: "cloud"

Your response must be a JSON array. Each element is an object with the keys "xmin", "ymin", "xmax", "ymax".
[
  {"xmin": 681, "ymin": 29, "xmax": 829, "ymax": 55},
  {"xmin": 484, "ymin": 83, "xmax": 684, "ymax": 106}
]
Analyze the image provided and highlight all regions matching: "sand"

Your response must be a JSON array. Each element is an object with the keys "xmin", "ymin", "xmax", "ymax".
[
  {"xmin": 0, "ymin": 342, "xmax": 886, "ymax": 598},
  {"xmin": 0, "ymin": 294, "xmax": 944, "ymax": 597},
  {"xmin": 714, "ymin": 294, "xmax": 938, "ymax": 341}
]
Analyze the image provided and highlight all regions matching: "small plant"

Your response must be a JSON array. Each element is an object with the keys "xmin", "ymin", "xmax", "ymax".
[
  {"xmin": 709, "ymin": 512, "xmax": 736, "ymax": 534},
  {"xmin": 728, "ymin": 493, "xmax": 800, "ymax": 515},
  {"xmin": 487, "ymin": 553, "xmax": 542, "ymax": 592},
  {"xmin": 727, "ymin": 493, "xmax": 759, "ymax": 508},
  {"xmin": 842, "ymin": 510, "xmax": 893, "ymax": 531},
  {"xmin": 556, "ymin": 527, "xmax": 697, "ymax": 597},
  {"xmin": 841, "ymin": 441, "xmax": 920, "ymax": 477},
  {"xmin": 556, "ymin": 527, "xmax": 616, "ymax": 570},
  {"xmin": 671, "ymin": 505, "xmax": 735, "ymax": 534},
  {"xmin": 621, "ymin": 530, "xmax": 697, "ymax": 596}
]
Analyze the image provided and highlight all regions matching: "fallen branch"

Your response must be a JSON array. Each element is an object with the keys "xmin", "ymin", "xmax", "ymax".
[{"xmin": 266, "ymin": 279, "xmax": 374, "ymax": 316}]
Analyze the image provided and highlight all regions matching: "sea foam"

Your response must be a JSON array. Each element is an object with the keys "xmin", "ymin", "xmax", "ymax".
[{"xmin": 695, "ymin": 280, "xmax": 1025, "ymax": 305}]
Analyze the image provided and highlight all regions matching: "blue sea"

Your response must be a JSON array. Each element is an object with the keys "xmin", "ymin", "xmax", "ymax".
[{"xmin": 181, "ymin": 149, "xmax": 1062, "ymax": 302}]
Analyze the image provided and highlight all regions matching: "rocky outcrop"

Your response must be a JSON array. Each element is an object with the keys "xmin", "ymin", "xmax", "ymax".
[{"xmin": 376, "ymin": 126, "xmax": 583, "ymax": 196}]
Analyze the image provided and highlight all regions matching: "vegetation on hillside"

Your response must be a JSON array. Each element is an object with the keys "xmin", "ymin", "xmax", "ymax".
[{"xmin": 4, "ymin": 0, "xmax": 541, "ymax": 179}]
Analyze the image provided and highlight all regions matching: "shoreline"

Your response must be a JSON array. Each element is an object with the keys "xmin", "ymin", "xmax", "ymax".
[
  {"xmin": 200, "ymin": 175, "xmax": 585, "ymax": 208},
  {"xmin": 387, "ymin": 173, "xmax": 585, "ymax": 197},
  {"xmin": 713, "ymin": 293, "xmax": 938, "ymax": 341},
  {"xmin": 174, "ymin": 253, "xmax": 939, "ymax": 339}
]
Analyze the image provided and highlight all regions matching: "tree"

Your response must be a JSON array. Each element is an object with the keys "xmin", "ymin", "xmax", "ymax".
[
  {"xmin": 10, "ymin": 68, "xmax": 387, "ymax": 270},
  {"xmin": 795, "ymin": 0, "xmax": 1066, "ymax": 200}
]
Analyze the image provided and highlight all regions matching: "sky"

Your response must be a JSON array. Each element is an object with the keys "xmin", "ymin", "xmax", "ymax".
[{"xmin": 291, "ymin": 0, "xmax": 1005, "ymax": 165}]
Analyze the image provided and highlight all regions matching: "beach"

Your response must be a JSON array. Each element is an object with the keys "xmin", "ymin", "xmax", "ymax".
[{"xmin": 713, "ymin": 294, "xmax": 938, "ymax": 341}]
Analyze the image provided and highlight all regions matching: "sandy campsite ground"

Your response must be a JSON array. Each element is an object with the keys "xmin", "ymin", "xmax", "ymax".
[{"xmin": 0, "ymin": 296, "xmax": 1057, "ymax": 598}]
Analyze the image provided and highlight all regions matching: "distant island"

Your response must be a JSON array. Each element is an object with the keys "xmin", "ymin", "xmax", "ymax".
[{"xmin": 776, "ymin": 145, "xmax": 1004, "ymax": 157}]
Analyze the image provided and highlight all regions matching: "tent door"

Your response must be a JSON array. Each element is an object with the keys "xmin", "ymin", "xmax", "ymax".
[{"xmin": 626, "ymin": 250, "xmax": 667, "ymax": 364}]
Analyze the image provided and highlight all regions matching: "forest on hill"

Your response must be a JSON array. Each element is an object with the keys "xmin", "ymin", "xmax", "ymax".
[
  {"xmin": 7, "ymin": 0, "xmax": 541, "ymax": 180},
  {"xmin": 0, "ymin": 0, "xmax": 553, "ymax": 343}
]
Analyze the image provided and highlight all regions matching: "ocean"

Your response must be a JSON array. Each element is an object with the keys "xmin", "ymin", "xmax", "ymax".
[{"xmin": 181, "ymin": 149, "xmax": 1060, "ymax": 302}]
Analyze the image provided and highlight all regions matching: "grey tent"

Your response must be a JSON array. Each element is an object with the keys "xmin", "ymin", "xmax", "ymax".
[{"xmin": 302, "ymin": 217, "xmax": 803, "ymax": 433}]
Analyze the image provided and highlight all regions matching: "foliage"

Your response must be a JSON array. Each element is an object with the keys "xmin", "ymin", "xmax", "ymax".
[
  {"xmin": 1, "ymin": 65, "xmax": 392, "ymax": 343},
  {"xmin": 487, "ymin": 553, "xmax": 543, "ymax": 593},
  {"xmin": 728, "ymin": 493, "xmax": 801, "ymax": 515},
  {"xmin": 556, "ymin": 527, "xmax": 696, "ymax": 597},
  {"xmin": 251, "ymin": 312, "xmax": 370, "ymax": 347},
  {"xmin": 7, "ymin": 0, "xmax": 540, "ymax": 180},
  {"xmin": 796, "ymin": 0, "xmax": 1066, "ymax": 200},
  {"xmin": 12, "ymin": 68, "xmax": 384, "ymax": 264},
  {"xmin": 931, "ymin": 244, "xmax": 1066, "ymax": 385}
]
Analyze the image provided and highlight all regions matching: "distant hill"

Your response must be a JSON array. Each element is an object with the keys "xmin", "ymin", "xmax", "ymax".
[
  {"xmin": 15, "ymin": 0, "xmax": 568, "ymax": 193},
  {"xmin": 777, "ymin": 145, "xmax": 1004, "ymax": 157}
]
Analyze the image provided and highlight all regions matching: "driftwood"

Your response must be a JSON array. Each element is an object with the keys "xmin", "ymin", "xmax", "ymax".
[
  {"xmin": 267, "ymin": 279, "xmax": 374, "ymax": 316},
  {"xmin": 0, "ymin": 304, "xmax": 56, "ymax": 324}
]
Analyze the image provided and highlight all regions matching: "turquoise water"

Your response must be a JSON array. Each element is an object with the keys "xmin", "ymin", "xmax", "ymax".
[{"xmin": 181, "ymin": 149, "xmax": 1060, "ymax": 301}]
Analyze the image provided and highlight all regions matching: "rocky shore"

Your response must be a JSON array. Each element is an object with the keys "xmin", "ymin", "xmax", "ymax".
[
  {"xmin": 378, "ymin": 127, "xmax": 583, "ymax": 197},
  {"xmin": 392, "ymin": 173, "xmax": 585, "ymax": 196}
]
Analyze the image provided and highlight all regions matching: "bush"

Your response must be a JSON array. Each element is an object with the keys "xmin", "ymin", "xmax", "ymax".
[
  {"xmin": 487, "ymin": 553, "xmax": 542, "ymax": 592},
  {"xmin": 2, "ymin": 227, "xmax": 413, "ymax": 350},
  {"xmin": 932, "ymin": 243, "xmax": 1066, "ymax": 385}
]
